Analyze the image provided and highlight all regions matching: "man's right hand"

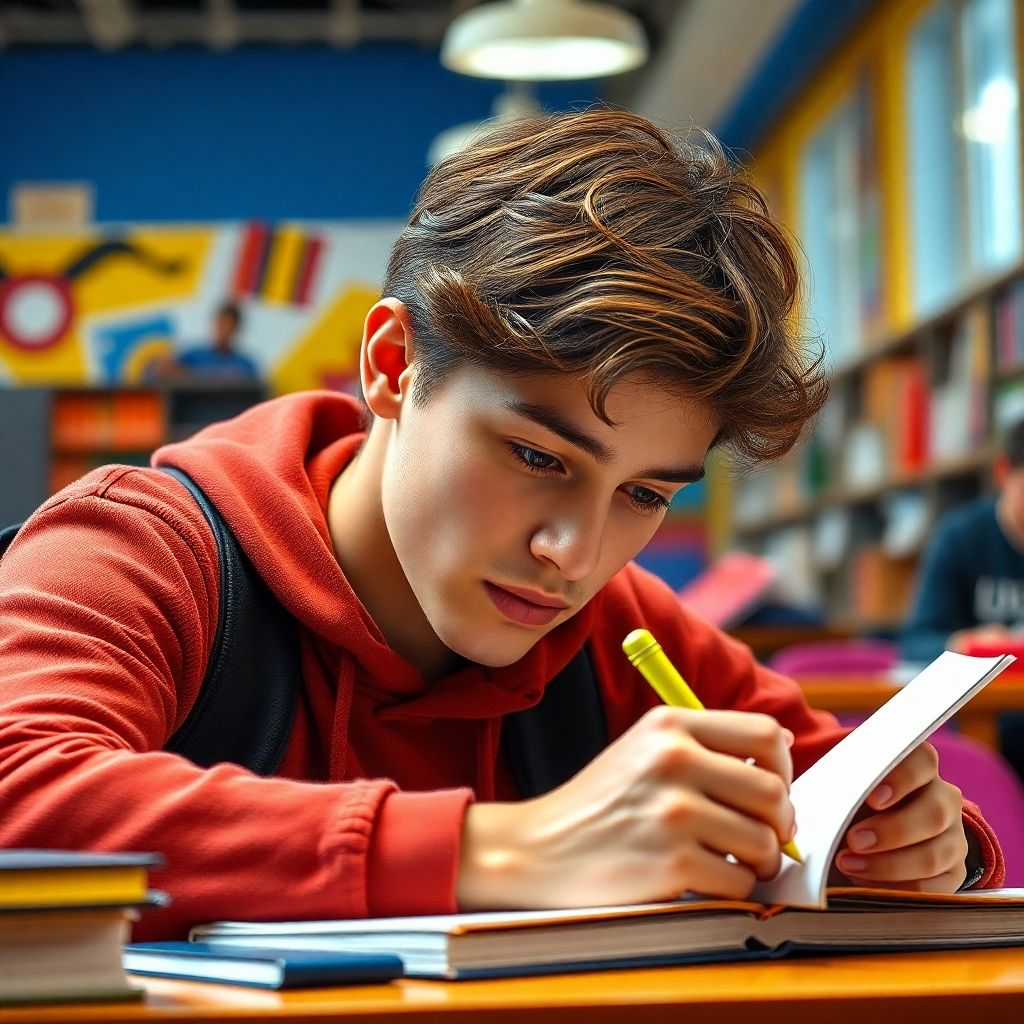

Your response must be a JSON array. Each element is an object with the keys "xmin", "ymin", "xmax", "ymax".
[
  {"xmin": 456, "ymin": 705, "xmax": 796, "ymax": 911},
  {"xmin": 948, "ymin": 623, "xmax": 1013, "ymax": 653}
]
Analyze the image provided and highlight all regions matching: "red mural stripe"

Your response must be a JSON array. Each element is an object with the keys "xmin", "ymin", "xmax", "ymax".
[
  {"xmin": 252, "ymin": 225, "xmax": 276, "ymax": 298},
  {"xmin": 233, "ymin": 223, "xmax": 268, "ymax": 297},
  {"xmin": 293, "ymin": 236, "xmax": 323, "ymax": 306}
]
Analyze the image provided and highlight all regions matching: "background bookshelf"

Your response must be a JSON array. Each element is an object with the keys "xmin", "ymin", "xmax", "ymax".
[
  {"xmin": 730, "ymin": 268, "xmax": 1024, "ymax": 633},
  {"xmin": 0, "ymin": 381, "xmax": 266, "ymax": 526},
  {"xmin": 727, "ymin": 0, "xmax": 1024, "ymax": 637}
]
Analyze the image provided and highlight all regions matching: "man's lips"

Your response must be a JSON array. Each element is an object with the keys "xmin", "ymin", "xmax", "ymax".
[
  {"xmin": 484, "ymin": 581, "xmax": 569, "ymax": 626},
  {"xmin": 496, "ymin": 583, "xmax": 570, "ymax": 609}
]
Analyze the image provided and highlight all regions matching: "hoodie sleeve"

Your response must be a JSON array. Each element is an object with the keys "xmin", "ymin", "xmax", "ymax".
[{"xmin": 0, "ymin": 467, "xmax": 469, "ymax": 939}]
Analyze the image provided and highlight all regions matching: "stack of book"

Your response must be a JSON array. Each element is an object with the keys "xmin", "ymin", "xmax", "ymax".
[{"xmin": 0, "ymin": 850, "xmax": 164, "ymax": 1006}]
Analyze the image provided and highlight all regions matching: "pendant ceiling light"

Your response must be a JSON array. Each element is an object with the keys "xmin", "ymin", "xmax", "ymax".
[{"xmin": 441, "ymin": 0, "xmax": 649, "ymax": 82}]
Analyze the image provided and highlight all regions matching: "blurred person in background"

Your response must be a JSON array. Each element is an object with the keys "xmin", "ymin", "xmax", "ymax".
[
  {"xmin": 901, "ymin": 418, "xmax": 1024, "ymax": 776},
  {"xmin": 149, "ymin": 300, "xmax": 259, "ymax": 381}
]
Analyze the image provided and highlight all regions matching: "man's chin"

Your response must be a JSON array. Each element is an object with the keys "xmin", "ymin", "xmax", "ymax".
[{"xmin": 438, "ymin": 626, "xmax": 544, "ymax": 670}]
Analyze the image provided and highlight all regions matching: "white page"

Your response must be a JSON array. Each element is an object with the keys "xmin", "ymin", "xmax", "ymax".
[{"xmin": 751, "ymin": 651, "xmax": 1014, "ymax": 909}]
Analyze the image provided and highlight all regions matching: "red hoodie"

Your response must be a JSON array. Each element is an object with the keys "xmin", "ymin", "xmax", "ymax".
[{"xmin": 0, "ymin": 392, "xmax": 1004, "ymax": 938}]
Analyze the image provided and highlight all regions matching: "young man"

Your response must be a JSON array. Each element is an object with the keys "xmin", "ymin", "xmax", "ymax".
[{"xmin": 0, "ymin": 111, "xmax": 1002, "ymax": 940}]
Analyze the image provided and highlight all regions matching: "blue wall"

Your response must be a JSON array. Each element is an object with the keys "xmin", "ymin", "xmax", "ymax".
[{"xmin": 0, "ymin": 47, "xmax": 598, "ymax": 222}]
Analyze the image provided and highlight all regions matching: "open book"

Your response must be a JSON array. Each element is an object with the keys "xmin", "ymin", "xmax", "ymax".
[
  {"xmin": 188, "ymin": 650, "xmax": 1017, "ymax": 978},
  {"xmin": 190, "ymin": 888, "xmax": 1024, "ymax": 979}
]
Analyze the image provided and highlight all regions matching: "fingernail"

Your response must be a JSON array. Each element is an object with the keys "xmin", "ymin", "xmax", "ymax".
[
  {"xmin": 873, "ymin": 784, "xmax": 894, "ymax": 808},
  {"xmin": 782, "ymin": 728, "xmax": 795, "ymax": 747},
  {"xmin": 849, "ymin": 829, "xmax": 876, "ymax": 851},
  {"xmin": 839, "ymin": 853, "xmax": 867, "ymax": 873}
]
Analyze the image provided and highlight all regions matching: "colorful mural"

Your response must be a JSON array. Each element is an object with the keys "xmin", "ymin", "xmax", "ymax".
[{"xmin": 0, "ymin": 221, "xmax": 401, "ymax": 391}]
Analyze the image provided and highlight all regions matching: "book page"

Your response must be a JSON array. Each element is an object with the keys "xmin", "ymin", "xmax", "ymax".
[{"xmin": 751, "ymin": 651, "xmax": 1014, "ymax": 909}]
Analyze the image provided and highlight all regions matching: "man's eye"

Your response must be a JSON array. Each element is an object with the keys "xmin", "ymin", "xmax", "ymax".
[
  {"xmin": 627, "ymin": 486, "xmax": 670, "ymax": 514},
  {"xmin": 509, "ymin": 443, "xmax": 562, "ymax": 473}
]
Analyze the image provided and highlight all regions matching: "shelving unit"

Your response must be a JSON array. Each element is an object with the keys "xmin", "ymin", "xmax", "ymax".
[
  {"xmin": 730, "ymin": 266, "xmax": 1024, "ymax": 633},
  {"xmin": 1, "ymin": 381, "xmax": 266, "ymax": 525}
]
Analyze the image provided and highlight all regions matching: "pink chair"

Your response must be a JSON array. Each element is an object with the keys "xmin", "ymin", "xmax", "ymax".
[
  {"xmin": 768, "ymin": 639, "xmax": 899, "ymax": 677},
  {"xmin": 931, "ymin": 731, "xmax": 1024, "ymax": 887},
  {"xmin": 768, "ymin": 639, "xmax": 900, "ymax": 729}
]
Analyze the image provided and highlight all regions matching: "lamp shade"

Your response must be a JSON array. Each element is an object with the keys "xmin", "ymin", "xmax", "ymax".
[{"xmin": 441, "ymin": 0, "xmax": 648, "ymax": 82}]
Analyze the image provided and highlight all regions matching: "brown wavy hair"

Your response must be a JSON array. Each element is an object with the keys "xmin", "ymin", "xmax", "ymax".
[{"xmin": 382, "ymin": 108, "xmax": 827, "ymax": 464}]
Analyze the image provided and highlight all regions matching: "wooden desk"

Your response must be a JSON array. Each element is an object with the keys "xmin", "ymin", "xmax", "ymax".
[
  {"xmin": 2, "ymin": 948, "xmax": 1024, "ymax": 1024},
  {"xmin": 729, "ymin": 624, "xmax": 854, "ymax": 661},
  {"xmin": 797, "ymin": 672, "xmax": 1024, "ymax": 749}
]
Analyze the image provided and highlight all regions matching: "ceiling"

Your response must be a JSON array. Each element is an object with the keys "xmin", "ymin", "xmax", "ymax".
[
  {"xmin": 0, "ymin": 1, "xmax": 680, "ymax": 52},
  {"xmin": 0, "ymin": 0, "xmax": 805, "ymax": 138}
]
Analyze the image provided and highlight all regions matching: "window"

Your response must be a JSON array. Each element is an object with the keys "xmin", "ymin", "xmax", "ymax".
[
  {"xmin": 799, "ymin": 77, "xmax": 882, "ymax": 368},
  {"xmin": 906, "ymin": 0, "xmax": 1021, "ymax": 315}
]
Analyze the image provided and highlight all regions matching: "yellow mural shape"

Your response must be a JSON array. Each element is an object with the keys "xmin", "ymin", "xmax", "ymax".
[
  {"xmin": 270, "ymin": 283, "xmax": 378, "ymax": 395},
  {"xmin": 262, "ymin": 225, "xmax": 306, "ymax": 307}
]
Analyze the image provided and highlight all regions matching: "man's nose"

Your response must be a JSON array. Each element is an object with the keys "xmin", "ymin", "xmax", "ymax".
[{"xmin": 529, "ymin": 504, "xmax": 607, "ymax": 582}]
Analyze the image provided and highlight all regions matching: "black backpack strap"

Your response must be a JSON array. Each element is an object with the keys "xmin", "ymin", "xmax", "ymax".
[
  {"xmin": 501, "ymin": 646, "xmax": 607, "ymax": 798},
  {"xmin": 159, "ymin": 466, "xmax": 300, "ymax": 776},
  {"xmin": 0, "ymin": 523, "xmax": 22, "ymax": 559}
]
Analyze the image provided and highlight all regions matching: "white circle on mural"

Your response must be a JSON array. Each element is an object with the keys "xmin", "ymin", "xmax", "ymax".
[
  {"xmin": 7, "ymin": 282, "xmax": 66, "ymax": 344},
  {"xmin": 0, "ymin": 276, "xmax": 73, "ymax": 350}
]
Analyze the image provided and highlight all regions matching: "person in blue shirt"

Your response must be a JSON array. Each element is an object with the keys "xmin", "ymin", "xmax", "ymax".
[
  {"xmin": 151, "ymin": 301, "xmax": 259, "ymax": 381},
  {"xmin": 902, "ymin": 420, "xmax": 1024, "ymax": 662},
  {"xmin": 901, "ymin": 418, "xmax": 1024, "ymax": 777}
]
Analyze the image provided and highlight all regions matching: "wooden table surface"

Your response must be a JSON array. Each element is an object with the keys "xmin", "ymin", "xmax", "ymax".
[
  {"xmin": 3, "ymin": 947, "xmax": 1024, "ymax": 1024},
  {"xmin": 797, "ymin": 671, "xmax": 1024, "ymax": 748}
]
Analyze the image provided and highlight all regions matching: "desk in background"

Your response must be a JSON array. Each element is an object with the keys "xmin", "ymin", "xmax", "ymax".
[
  {"xmin": 797, "ymin": 672, "xmax": 1024, "ymax": 749},
  {"xmin": 1, "ymin": 948, "xmax": 1023, "ymax": 1024}
]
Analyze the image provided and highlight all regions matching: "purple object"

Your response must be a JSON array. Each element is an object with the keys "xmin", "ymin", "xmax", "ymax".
[{"xmin": 768, "ymin": 640, "xmax": 899, "ymax": 677}]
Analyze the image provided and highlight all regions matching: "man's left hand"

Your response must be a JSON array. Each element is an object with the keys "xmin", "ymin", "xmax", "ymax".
[{"xmin": 832, "ymin": 743, "xmax": 968, "ymax": 893}]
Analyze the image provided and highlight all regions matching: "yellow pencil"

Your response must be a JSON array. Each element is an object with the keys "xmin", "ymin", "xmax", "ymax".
[{"xmin": 622, "ymin": 628, "xmax": 803, "ymax": 864}]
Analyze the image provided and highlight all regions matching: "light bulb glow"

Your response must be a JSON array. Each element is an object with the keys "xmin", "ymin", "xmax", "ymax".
[{"xmin": 457, "ymin": 37, "xmax": 644, "ymax": 80}]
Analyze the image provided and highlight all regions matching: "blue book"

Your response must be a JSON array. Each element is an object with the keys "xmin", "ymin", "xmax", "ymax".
[{"xmin": 123, "ymin": 942, "xmax": 403, "ymax": 989}]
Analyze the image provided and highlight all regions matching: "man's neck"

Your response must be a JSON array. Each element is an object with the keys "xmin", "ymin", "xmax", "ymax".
[{"xmin": 327, "ymin": 428, "xmax": 458, "ymax": 681}]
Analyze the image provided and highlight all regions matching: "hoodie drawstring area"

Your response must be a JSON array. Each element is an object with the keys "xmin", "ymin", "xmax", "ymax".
[
  {"xmin": 329, "ymin": 656, "xmax": 355, "ymax": 782},
  {"xmin": 474, "ymin": 717, "xmax": 502, "ymax": 801}
]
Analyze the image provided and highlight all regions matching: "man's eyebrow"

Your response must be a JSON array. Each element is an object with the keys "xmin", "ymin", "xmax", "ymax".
[
  {"xmin": 636, "ymin": 463, "xmax": 706, "ymax": 485},
  {"xmin": 503, "ymin": 399, "xmax": 707, "ymax": 484}
]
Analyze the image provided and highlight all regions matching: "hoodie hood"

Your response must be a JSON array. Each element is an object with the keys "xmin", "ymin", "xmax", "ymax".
[{"xmin": 153, "ymin": 391, "xmax": 595, "ymax": 723}]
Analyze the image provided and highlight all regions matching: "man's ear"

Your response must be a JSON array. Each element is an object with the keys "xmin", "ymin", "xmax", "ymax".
[{"xmin": 360, "ymin": 298, "xmax": 415, "ymax": 420}]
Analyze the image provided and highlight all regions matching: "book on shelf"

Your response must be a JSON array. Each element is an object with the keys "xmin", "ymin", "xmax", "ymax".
[
  {"xmin": 0, "ymin": 850, "xmax": 165, "ymax": 1006},
  {"xmin": 191, "ymin": 650, "xmax": 1015, "ymax": 978},
  {"xmin": 994, "ymin": 277, "xmax": 1024, "ymax": 373},
  {"xmin": 122, "ymin": 942, "xmax": 404, "ymax": 989}
]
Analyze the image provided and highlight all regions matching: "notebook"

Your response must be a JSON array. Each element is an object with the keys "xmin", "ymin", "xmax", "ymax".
[
  {"xmin": 123, "ymin": 942, "xmax": 403, "ymax": 989},
  {"xmin": 676, "ymin": 551, "xmax": 777, "ymax": 628},
  {"xmin": 190, "ymin": 649, "xmax": 1016, "ymax": 978}
]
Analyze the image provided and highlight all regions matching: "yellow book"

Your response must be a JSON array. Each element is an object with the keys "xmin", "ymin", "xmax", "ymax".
[{"xmin": 0, "ymin": 850, "xmax": 161, "ymax": 910}]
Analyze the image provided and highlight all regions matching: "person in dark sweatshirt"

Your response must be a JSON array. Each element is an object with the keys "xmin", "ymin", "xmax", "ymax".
[
  {"xmin": 901, "ymin": 418, "xmax": 1024, "ymax": 776},
  {"xmin": 0, "ymin": 111, "xmax": 1003, "ymax": 940}
]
